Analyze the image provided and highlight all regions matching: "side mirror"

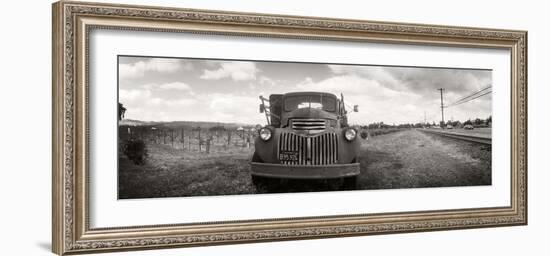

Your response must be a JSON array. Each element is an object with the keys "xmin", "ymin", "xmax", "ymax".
[
  {"xmin": 259, "ymin": 104, "xmax": 265, "ymax": 113},
  {"xmin": 353, "ymin": 105, "xmax": 359, "ymax": 112}
]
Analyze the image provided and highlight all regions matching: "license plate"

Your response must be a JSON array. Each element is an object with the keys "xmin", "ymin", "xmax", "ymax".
[{"xmin": 279, "ymin": 151, "xmax": 299, "ymax": 161}]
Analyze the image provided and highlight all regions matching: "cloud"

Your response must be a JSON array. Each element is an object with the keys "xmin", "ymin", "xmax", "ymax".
[
  {"xmin": 200, "ymin": 62, "xmax": 259, "ymax": 81},
  {"xmin": 296, "ymin": 74, "xmax": 410, "ymax": 101},
  {"xmin": 203, "ymin": 93, "xmax": 262, "ymax": 124},
  {"xmin": 328, "ymin": 65, "xmax": 401, "ymax": 90},
  {"xmin": 290, "ymin": 66, "xmax": 492, "ymax": 125},
  {"xmin": 292, "ymin": 74, "xmax": 424, "ymax": 124},
  {"xmin": 328, "ymin": 65, "xmax": 492, "ymax": 96},
  {"xmin": 118, "ymin": 56, "xmax": 492, "ymax": 125},
  {"xmin": 142, "ymin": 82, "xmax": 193, "ymax": 91},
  {"xmin": 119, "ymin": 89, "xmax": 151, "ymax": 102},
  {"xmin": 148, "ymin": 97, "xmax": 198, "ymax": 107},
  {"xmin": 139, "ymin": 82, "xmax": 196, "ymax": 98},
  {"xmin": 320, "ymin": 65, "xmax": 492, "ymax": 123},
  {"xmin": 259, "ymin": 76, "xmax": 276, "ymax": 86},
  {"xmin": 159, "ymin": 82, "xmax": 191, "ymax": 91},
  {"xmin": 119, "ymin": 58, "xmax": 192, "ymax": 79},
  {"xmin": 120, "ymin": 88, "xmax": 193, "ymax": 108},
  {"xmin": 122, "ymin": 91, "xmax": 264, "ymax": 123},
  {"xmin": 119, "ymin": 87, "xmax": 200, "ymax": 121}
]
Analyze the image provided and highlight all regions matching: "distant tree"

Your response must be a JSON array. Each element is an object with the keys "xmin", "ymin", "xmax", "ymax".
[
  {"xmin": 474, "ymin": 118, "xmax": 484, "ymax": 125},
  {"xmin": 397, "ymin": 123, "xmax": 413, "ymax": 129},
  {"xmin": 464, "ymin": 119, "xmax": 473, "ymax": 125},
  {"xmin": 368, "ymin": 122, "xmax": 386, "ymax": 129},
  {"xmin": 118, "ymin": 103, "xmax": 126, "ymax": 121},
  {"xmin": 486, "ymin": 115, "xmax": 492, "ymax": 124}
]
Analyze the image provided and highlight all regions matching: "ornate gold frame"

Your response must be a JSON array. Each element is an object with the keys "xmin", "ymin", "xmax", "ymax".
[{"xmin": 52, "ymin": 1, "xmax": 527, "ymax": 255}]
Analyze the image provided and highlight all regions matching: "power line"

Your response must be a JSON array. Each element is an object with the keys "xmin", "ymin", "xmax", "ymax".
[
  {"xmin": 449, "ymin": 90, "xmax": 491, "ymax": 107},
  {"xmin": 447, "ymin": 86, "xmax": 490, "ymax": 107},
  {"xmin": 450, "ymin": 90, "xmax": 492, "ymax": 107},
  {"xmin": 448, "ymin": 86, "xmax": 491, "ymax": 106},
  {"xmin": 446, "ymin": 85, "xmax": 492, "ymax": 108}
]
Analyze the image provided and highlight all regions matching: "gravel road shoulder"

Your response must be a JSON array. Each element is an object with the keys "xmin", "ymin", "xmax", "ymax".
[{"xmin": 358, "ymin": 129, "xmax": 491, "ymax": 190}]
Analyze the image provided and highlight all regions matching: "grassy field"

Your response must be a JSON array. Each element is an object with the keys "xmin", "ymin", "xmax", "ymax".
[
  {"xmin": 119, "ymin": 129, "xmax": 491, "ymax": 199},
  {"xmin": 357, "ymin": 129, "xmax": 491, "ymax": 190},
  {"xmin": 118, "ymin": 143, "xmax": 256, "ymax": 199},
  {"xmin": 367, "ymin": 128, "xmax": 405, "ymax": 137}
]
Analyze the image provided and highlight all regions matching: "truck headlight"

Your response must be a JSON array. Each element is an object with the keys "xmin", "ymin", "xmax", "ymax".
[
  {"xmin": 259, "ymin": 127, "xmax": 272, "ymax": 141},
  {"xmin": 344, "ymin": 128, "xmax": 357, "ymax": 141}
]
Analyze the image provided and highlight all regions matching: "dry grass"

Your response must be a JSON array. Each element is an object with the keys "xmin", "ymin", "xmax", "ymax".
[
  {"xmin": 119, "ymin": 129, "xmax": 492, "ymax": 199},
  {"xmin": 367, "ymin": 128, "xmax": 405, "ymax": 137},
  {"xmin": 118, "ymin": 143, "xmax": 256, "ymax": 199},
  {"xmin": 358, "ymin": 129, "xmax": 491, "ymax": 189}
]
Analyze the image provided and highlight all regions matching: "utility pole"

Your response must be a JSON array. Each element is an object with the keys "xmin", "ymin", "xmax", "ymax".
[
  {"xmin": 424, "ymin": 111, "xmax": 427, "ymax": 125},
  {"xmin": 438, "ymin": 88, "xmax": 445, "ymax": 126}
]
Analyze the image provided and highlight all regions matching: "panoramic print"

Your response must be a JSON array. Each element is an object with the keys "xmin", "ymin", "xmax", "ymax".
[{"xmin": 117, "ymin": 56, "xmax": 492, "ymax": 199}]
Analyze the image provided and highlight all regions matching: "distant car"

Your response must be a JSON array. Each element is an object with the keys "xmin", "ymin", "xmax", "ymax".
[
  {"xmin": 446, "ymin": 125, "xmax": 453, "ymax": 129},
  {"xmin": 464, "ymin": 124, "xmax": 474, "ymax": 130}
]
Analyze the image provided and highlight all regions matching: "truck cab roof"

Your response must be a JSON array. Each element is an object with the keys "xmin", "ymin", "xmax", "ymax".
[{"xmin": 283, "ymin": 92, "xmax": 337, "ymax": 98}]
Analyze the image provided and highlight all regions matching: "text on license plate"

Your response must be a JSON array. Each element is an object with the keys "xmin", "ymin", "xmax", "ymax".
[{"xmin": 279, "ymin": 151, "xmax": 299, "ymax": 161}]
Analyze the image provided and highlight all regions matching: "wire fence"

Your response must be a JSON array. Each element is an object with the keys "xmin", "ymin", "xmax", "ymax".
[{"xmin": 119, "ymin": 125, "xmax": 257, "ymax": 154}]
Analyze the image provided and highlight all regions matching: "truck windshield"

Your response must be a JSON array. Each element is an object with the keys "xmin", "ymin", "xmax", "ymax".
[{"xmin": 284, "ymin": 95, "xmax": 336, "ymax": 112}]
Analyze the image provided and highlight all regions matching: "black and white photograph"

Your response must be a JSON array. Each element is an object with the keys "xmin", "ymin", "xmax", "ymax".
[
  {"xmin": 2, "ymin": 0, "xmax": 541, "ymax": 255},
  {"xmin": 117, "ymin": 56, "xmax": 492, "ymax": 199}
]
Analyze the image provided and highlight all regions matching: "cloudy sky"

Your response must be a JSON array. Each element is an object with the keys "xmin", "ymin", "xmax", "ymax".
[{"xmin": 118, "ymin": 56, "xmax": 492, "ymax": 125}]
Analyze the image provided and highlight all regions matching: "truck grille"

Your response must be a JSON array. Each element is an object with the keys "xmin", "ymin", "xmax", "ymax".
[
  {"xmin": 291, "ymin": 119, "xmax": 326, "ymax": 132},
  {"xmin": 278, "ymin": 132, "xmax": 338, "ymax": 165}
]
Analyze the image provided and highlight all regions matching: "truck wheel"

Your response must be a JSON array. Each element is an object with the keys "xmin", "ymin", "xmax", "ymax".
[
  {"xmin": 252, "ymin": 175, "xmax": 267, "ymax": 187},
  {"xmin": 342, "ymin": 176, "xmax": 357, "ymax": 190}
]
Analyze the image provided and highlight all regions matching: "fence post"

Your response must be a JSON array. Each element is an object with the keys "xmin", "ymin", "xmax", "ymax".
[
  {"xmin": 199, "ymin": 127, "xmax": 202, "ymax": 152},
  {"xmin": 206, "ymin": 138, "xmax": 210, "ymax": 154},
  {"xmin": 170, "ymin": 129, "xmax": 174, "ymax": 147},
  {"xmin": 184, "ymin": 128, "xmax": 189, "ymax": 150}
]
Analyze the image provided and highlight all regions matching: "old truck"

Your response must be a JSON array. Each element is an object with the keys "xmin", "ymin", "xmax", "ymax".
[{"xmin": 250, "ymin": 91, "xmax": 365, "ymax": 189}]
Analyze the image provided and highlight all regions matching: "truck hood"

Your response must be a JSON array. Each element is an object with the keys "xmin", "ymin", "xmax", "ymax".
[{"xmin": 282, "ymin": 108, "xmax": 337, "ymax": 126}]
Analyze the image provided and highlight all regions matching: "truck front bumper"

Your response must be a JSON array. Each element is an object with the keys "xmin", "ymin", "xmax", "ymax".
[{"xmin": 250, "ymin": 162, "xmax": 360, "ymax": 179}]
